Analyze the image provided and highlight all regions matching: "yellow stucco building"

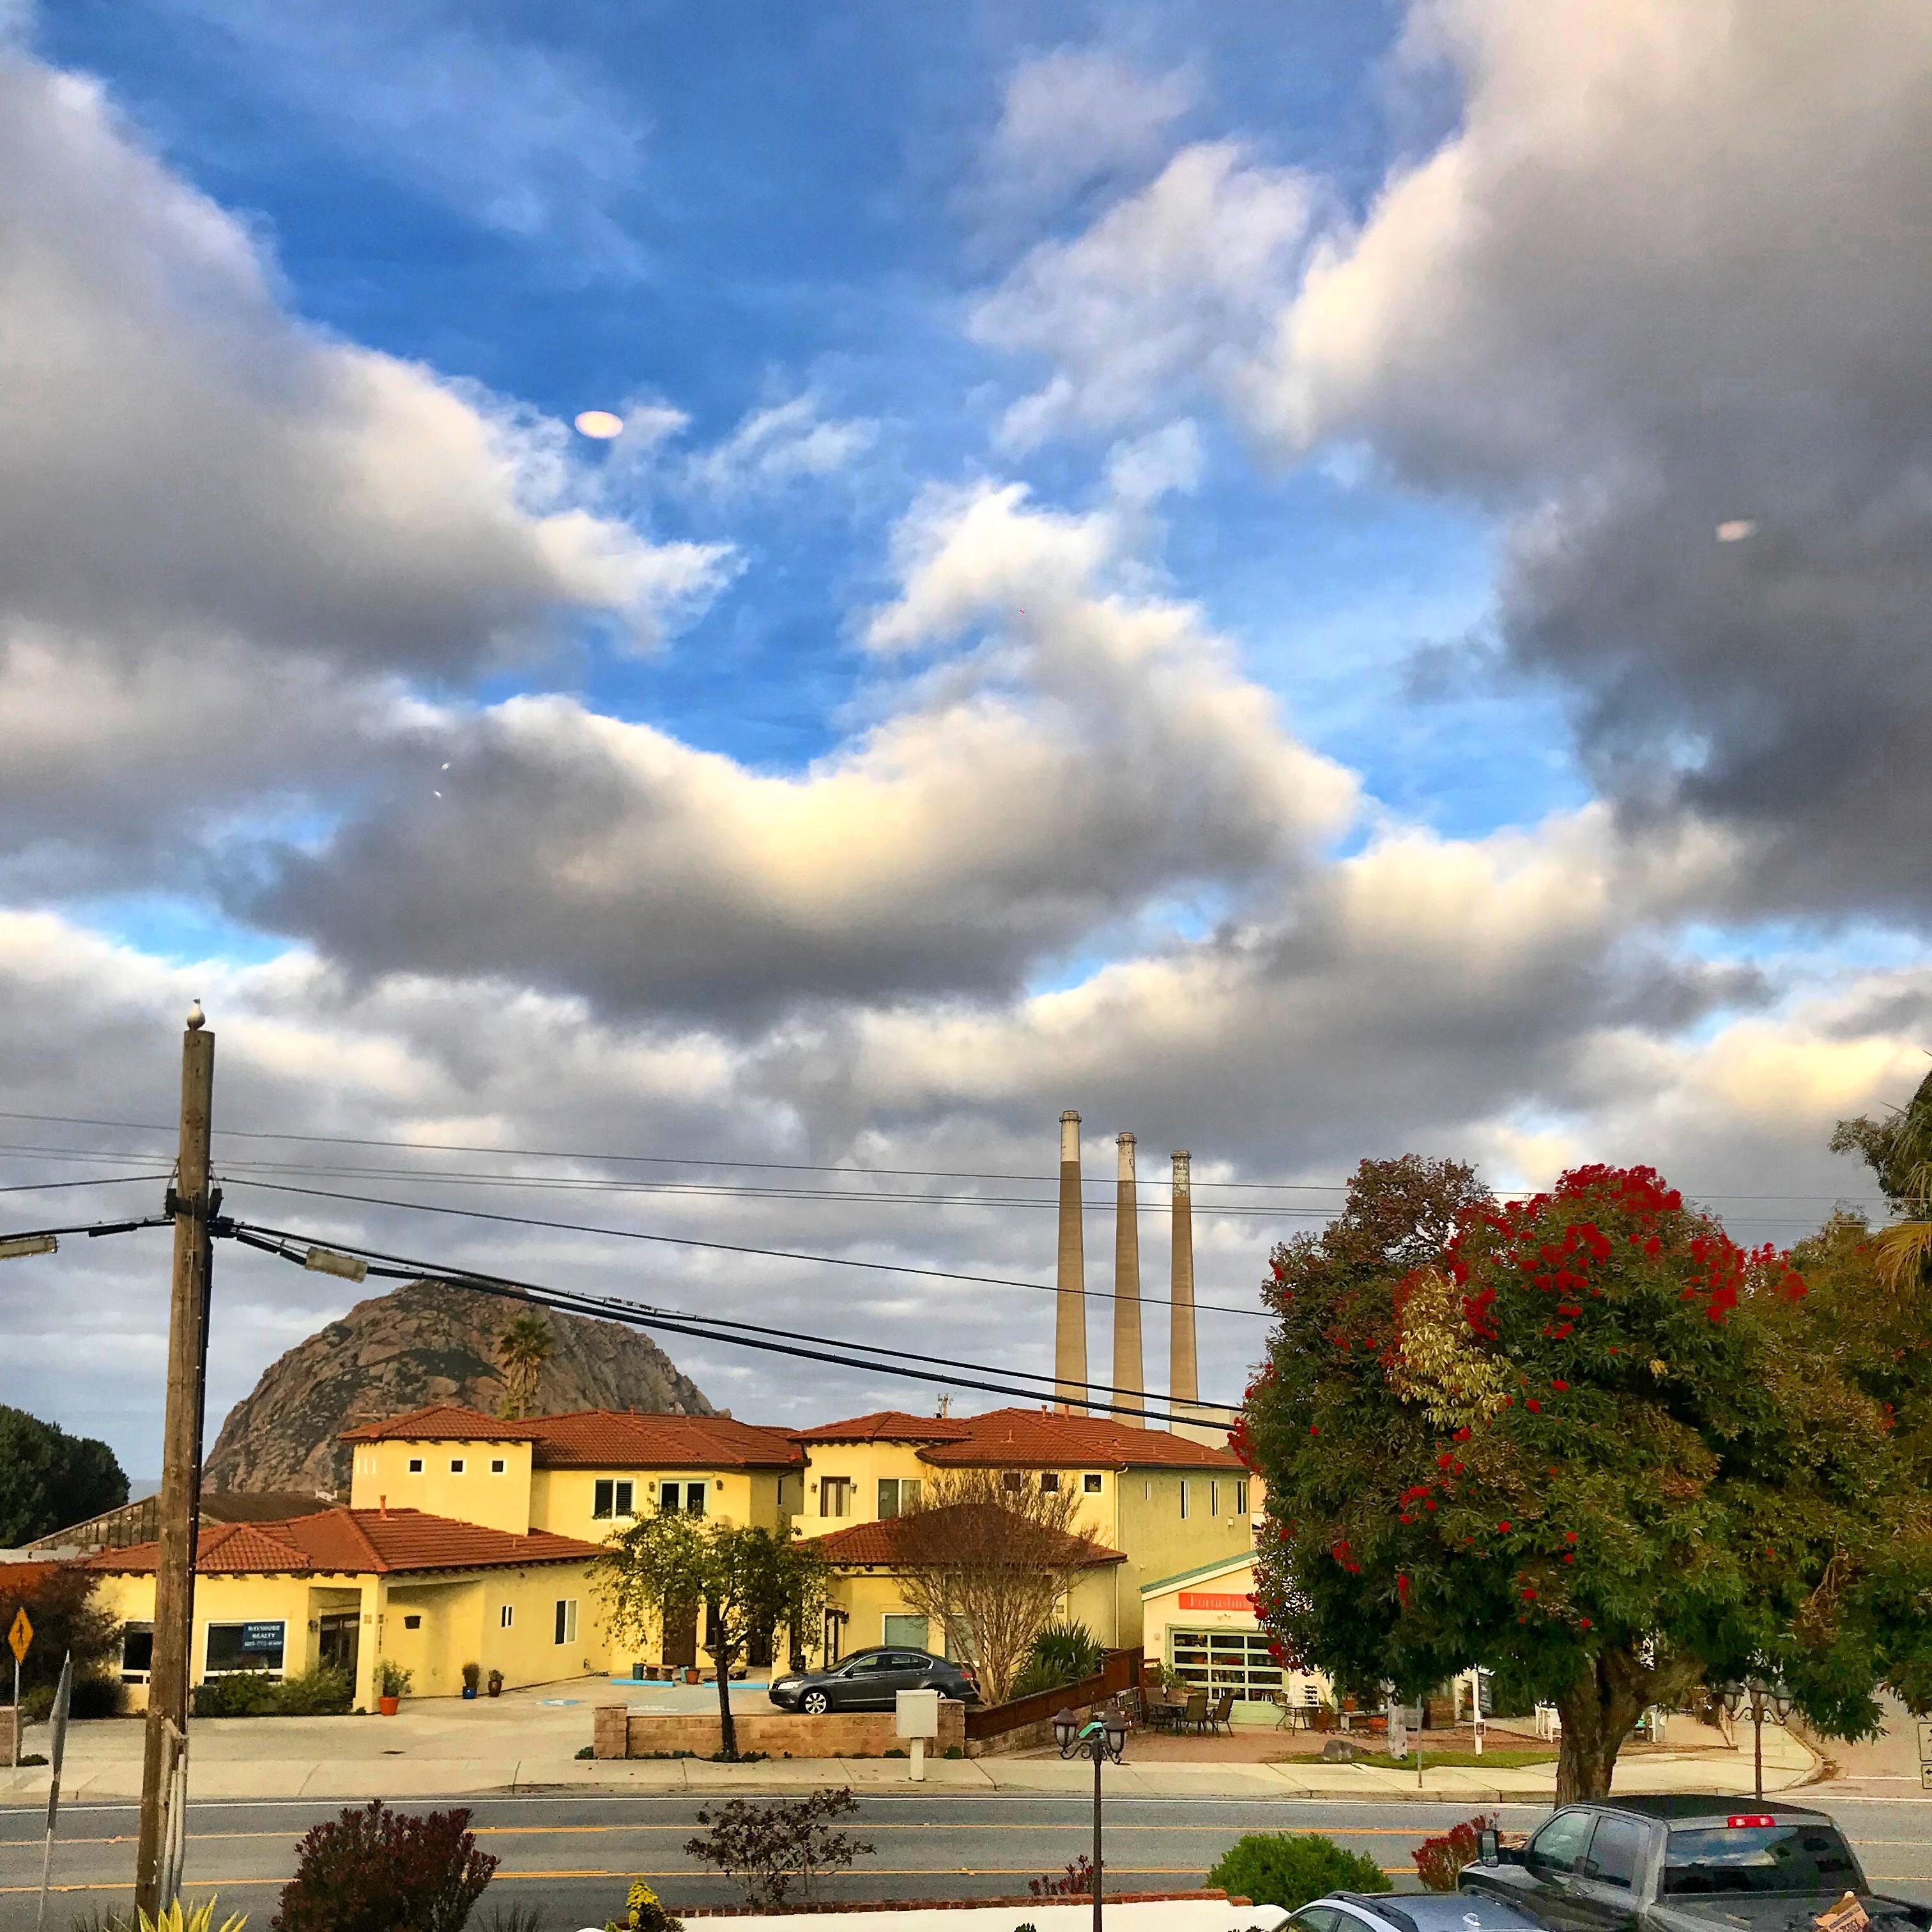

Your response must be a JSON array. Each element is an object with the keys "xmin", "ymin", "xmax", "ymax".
[
  {"xmin": 792, "ymin": 1409, "xmax": 1252, "ymax": 1660},
  {"xmin": 88, "ymin": 1507, "xmax": 607, "ymax": 1712}
]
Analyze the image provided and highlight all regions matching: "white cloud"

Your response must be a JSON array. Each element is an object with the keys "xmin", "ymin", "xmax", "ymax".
[
  {"xmin": 972, "ymin": 142, "xmax": 1313, "ymax": 450},
  {"xmin": 1105, "ymin": 420, "xmax": 1204, "ymax": 505},
  {"xmin": 682, "ymin": 394, "xmax": 880, "ymax": 500}
]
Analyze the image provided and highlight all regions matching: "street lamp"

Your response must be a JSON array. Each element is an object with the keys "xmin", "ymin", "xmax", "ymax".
[
  {"xmin": 1054, "ymin": 1705, "xmax": 1128, "ymax": 1932},
  {"xmin": 1719, "ymin": 1675, "xmax": 1793, "ymax": 1800}
]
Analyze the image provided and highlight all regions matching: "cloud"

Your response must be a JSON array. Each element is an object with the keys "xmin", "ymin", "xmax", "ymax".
[
  {"xmin": 1238, "ymin": 0, "xmax": 1932, "ymax": 921},
  {"xmin": 971, "ymin": 141, "xmax": 1313, "ymax": 450},
  {"xmin": 158, "ymin": 0, "xmax": 650, "ymax": 270},
  {"xmin": 980, "ymin": 47, "xmax": 1201, "ymax": 214},
  {"xmin": 238, "ymin": 482, "xmax": 1358, "ymax": 1018},
  {"xmin": 682, "ymin": 394, "xmax": 880, "ymax": 501},
  {"xmin": 0, "ymin": 52, "xmax": 728, "ymax": 880}
]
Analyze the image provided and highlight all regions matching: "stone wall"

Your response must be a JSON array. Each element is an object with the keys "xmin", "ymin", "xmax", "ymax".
[
  {"xmin": 597, "ymin": 1699, "xmax": 966, "ymax": 1759},
  {"xmin": 0, "ymin": 1706, "xmax": 20, "ymax": 1764}
]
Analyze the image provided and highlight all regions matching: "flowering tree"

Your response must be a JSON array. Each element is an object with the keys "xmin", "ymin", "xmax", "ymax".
[{"xmin": 1238, "ymin": 1157, "xmax": 1932, "ymax": 1801}]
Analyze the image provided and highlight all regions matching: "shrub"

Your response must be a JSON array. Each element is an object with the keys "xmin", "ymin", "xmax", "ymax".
[
  {"xmin": 602, "ymin": 1880, "xmax": 682, "ymax": 1932},
  {"xmin": 1029, "ymin": 1857, "xmax": 1095, "ymax": 1898},
  {"xmin": 1413, "ymin": 1816, "xmax": 1499, "ymax": 1892},
  {"xmin": 1011, "ymin": 1623, "xmax": 1106, "ymax": 1699},
  {"xmin": 28, "ymin": 1673, "xmax": 127, "ymax": 1721},
  {"xmin": 272, "ymin": 1800, "xmax": 497, "ymax": 1932},
  {"xmin": 684, "ymin": 1787, "xmax": 874, "ymax": 1909},
  {"xmin": 194, "ymin": 1673, "xmax": 280, "ymax": 1719},
  {"xmin": 478, "ymin": 1907, "xmax": 544, "ymax": 1932},
  {"xmin": 376, "ymin": 1659, "xmax": 413, "ymax": 1699},
  {"xmin": 1206, "ymin": 1834, "xmax": 1390, "ymax": 1910},
  {"xmin": 69, "ymin": 1899, "xmax": 247, "ymax": 1932},
  {"xmin": 271, "ymin": 1667, "xmax": 353, "ymax": 1717}
]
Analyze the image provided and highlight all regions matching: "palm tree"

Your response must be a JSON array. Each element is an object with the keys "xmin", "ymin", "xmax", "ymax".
[
  {"xmin": 1833, "ymin": 1064, "xmax": 1932, "ymax": 1290},
  {"xmin": 495, "ymin": 1312, "xmax": 555, "ymax": 1419}
]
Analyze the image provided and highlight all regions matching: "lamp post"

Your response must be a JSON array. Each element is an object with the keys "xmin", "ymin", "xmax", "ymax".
[
  {"xmin": 1054, "ymin": 1705, "xmax": 1128, "ymax": 1932},
  {"xmin": 1720, "ymin": 1676, "xmax": 1794, "ymax": 1800}
]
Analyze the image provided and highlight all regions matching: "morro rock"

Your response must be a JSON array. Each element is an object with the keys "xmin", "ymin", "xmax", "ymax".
[{"xmin": 204, "ymin": 1279, "xmax": 714, "ymax": 1494}]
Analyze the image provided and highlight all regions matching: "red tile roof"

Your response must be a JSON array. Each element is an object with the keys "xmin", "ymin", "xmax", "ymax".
[
  {"xmin": 339, "ymin": 1404, "xmax": 544, "ymax": 1443},
  {"xmin": 85, "ymin": 1508, "xmax": 600, "ymax": 1577},
  {"xmin": 915, "ymin": 1408, "xmax": 1241, "ymax": 1470},
  {"xmin": 804, "ymin": 1506, "xmax": 1124, "ymax": 1569},
  {"xmin": 526, "ymin": 1412, "xmax": 802, "ymax": 1470},
  {"xmin": 792, "ymin": 1410, "xmax": 975, "ymax": 1444}
]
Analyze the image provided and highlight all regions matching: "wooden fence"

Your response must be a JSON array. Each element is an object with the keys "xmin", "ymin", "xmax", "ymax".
[{"xmin": 963, "ymin": 1646, "xmax": 1143, "ymax": 1744}]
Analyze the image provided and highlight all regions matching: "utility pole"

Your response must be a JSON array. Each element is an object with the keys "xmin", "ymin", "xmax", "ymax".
[{"xmin": 135, "ymin": 1005, "xmax": 215, "ymax": 1920}]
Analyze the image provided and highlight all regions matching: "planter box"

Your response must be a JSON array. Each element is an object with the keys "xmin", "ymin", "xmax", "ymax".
[{"xmin": 596, "ymin": 1701, "xmax": 966, "ymax": 1761}]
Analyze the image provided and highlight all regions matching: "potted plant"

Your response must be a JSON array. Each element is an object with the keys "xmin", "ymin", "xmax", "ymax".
[
  {"xmin": 486, "ymin": 1667, "xmax": 504, "ymax": 1698},
  {"xmin": 461, "ymin": 1662, "xmax": 481, "ymax": 1701},
  {"xmin": 376, "ymin": 1659, "xmax": 412, "ymax": 1716},
  {"xmin": 684, "ymin": 1667, "xmax": 700, "ymax": 1685}
]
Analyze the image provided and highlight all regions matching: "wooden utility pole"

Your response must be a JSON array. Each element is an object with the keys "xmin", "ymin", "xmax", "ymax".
[{"xmin": 134, "ymin": 1007, "xmax": 215, "ymax": 1920}]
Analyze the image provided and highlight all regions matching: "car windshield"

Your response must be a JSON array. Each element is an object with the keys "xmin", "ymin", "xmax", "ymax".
[{"xmin": 1662, "ymin": 1824, "xmax": 1861, "ymax": 1896}]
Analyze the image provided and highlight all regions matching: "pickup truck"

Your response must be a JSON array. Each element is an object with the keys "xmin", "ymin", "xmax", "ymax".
[{"xmin": 1460, "ymin": 1797, "xmax": 1929, "ymax": 1932}]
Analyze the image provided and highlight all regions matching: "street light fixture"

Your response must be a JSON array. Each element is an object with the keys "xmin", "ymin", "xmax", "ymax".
[
  {"xmin": 0, "ymin": 1234, "xmax": 57, "ymax": 1261},
  {"xmin": 1719, "ymin": 1673, "xmax": 1791, "ymax": 1798},
  {"xmin": 1055, "ymin": 1704, "xmax": 1128, "ymax": 1932}
]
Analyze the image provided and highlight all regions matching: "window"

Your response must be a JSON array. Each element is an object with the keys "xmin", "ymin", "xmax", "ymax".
[
  {"xmin": 205, "ymin": 1621, "xmax": 286, "ymax": 1676},
  {"xmin": 491, "ymin": 1459, "xmax": 506, "ymax": 1475},
  {"xmin": 408, "ymin": 1457, "xmax": 424, "ymax": 1474},
  {"xmin": 877, "ymin": 1478, "xmax": 921, "ymax": 1518},
  {"xmin": 1662, "ymin": 1824, "xmax": 1859, "ymax": 1897},
  {"xmin": 555, "ymin": 1598, "xmax": 578, "ymax": 1645},
  {"xmin": 1210, "ymin": 1480, "xmax": 1220, "ymax": 1517},
  {"xmin": 449, "ymin": 1458, "xmax": 465, "ymax": 1474},
  {"xmin": 1000, "ymin": 1471, "xmax": 1024, "ymax": 1493},
  {"xmin": 1179, "ymin": 1480, "xmax": 1191, "ymax": 1519},
  {"xmin": 1583, "ymin": 1816, "xmax": 1645, "ymax": 1890},
  {"xmin": 1526, "ymin": 1811, "xmax": 1597, "ymax": 1879},
  {"xmin": 594, "ymin": 1478, "xmax": 636, "ymax": 1520},
  {"xmin": 1235, "ymin": 1480, "xmax": 1250, "ymax": 1514},
  {"xmin": 882, "ymin": 1614, "xmax": 930, "ymax": 1652},
  {"xmin": 684, "ymin": 1482, "xmax": 705, "ymax": 1517},
  {"xmin": 1167, "ymin": 1629, "xmax": 1281, "ymax": 1698},
  {"xmin": 121, "ymin": 1622, "xmax": 154, "ymax": 1683},
  {"xmin": 1290, "ymin": 1911, "xmax": 1344, "ymax": 1932},
  {"xmin": 1083, "ymin": 1473, "xmax": 1103, "ymax": 1494},
  {"xmin": 1039, "ymin": 1471, "xmax": 1061, "ymax": 1493},
  {"xmin": 819, "ymin": 1476, "xmax": 852, "ymax": 1519},
  {"xmin": 661, "ymin": 1479, "xmax": 705, "ymax": 1515},
  {"xmin": 500, "ymin": 1604, "xmax": 514, "ymax": 1629}
]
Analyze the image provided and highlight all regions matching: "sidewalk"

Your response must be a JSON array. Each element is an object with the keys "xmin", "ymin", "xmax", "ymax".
[{"xmin": 0, "ymin": 1689, "xmax": 1820, "ymax": 1806}]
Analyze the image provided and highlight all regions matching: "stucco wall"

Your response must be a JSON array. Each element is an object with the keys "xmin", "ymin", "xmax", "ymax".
[{"xmin": 349, "ymin": 1441, "xmax": 534, "ymax": 1533}]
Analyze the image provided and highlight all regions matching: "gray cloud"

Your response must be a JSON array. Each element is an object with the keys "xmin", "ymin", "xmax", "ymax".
[{"xmin": 1243, "ymin": 0, "xmax": 1932, "ymax": 919}]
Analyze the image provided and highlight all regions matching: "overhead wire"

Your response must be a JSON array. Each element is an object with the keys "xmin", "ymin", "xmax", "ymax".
[{"xmin": 227, "ymin": 1218, "xmax": 1238, "ymax": 1432}]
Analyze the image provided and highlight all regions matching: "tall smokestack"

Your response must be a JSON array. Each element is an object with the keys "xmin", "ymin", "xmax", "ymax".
[
  {"xmin": 1169, "ymin": 1149, "xmax": 1201, "ymax": 1436},
  {"xmin": 1113, "ymin": 1132, "xmax": 1143, "ymax": 1419},
  {"xmin": 1054, "ymin": 1111, "xmax": 1087, "ymax": 1413}
]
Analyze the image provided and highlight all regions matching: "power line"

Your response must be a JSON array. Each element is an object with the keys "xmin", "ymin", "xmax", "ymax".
[
  {"xmin": 0, "ymin": 1172, "xmax": 174, "ymax": 1197},
  {"xmin": 0, "ymin": 1110, "xmax": 1887, "ymax": 1209},
  {"xmin": 217, "ymin": 1175, "xmax": 1276, "ymax": 1320},
  {"xmin": 0, "ymin": 1213, "xmax": 172, "ymax": 1243},
  {"xmin": 227, "ymin": 1219, "xmax": 1239, "ymax": 1433}
]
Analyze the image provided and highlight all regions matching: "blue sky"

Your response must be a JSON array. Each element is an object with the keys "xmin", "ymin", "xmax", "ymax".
[{"xmin": 4, "ymin": 1, "xmax": 1929, "ymax": 1464}]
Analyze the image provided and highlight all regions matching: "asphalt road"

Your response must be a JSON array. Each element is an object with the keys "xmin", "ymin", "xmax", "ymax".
[{"xmin": 3, "ymin": 1793, "xmax": 1928, "ymax": 1932}]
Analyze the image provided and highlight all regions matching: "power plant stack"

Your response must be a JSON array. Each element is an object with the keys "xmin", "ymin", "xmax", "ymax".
[
  {"xmin": 1168, "ymin": 1149, "xmax": 1213, "ymax": 1443},
  {"xmin": 1112, "ymin": 1131, "xmax": 1144, "ymax": 1420},
  {"xmin": 1054, "ymin": 1110, "xmax": 1087, "ymax": 1413}
]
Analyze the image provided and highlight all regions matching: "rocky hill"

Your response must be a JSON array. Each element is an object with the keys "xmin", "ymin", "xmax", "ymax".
[{"xmin": 204, "ymin": 1280, "xmax": 714, "ymax": 1494}]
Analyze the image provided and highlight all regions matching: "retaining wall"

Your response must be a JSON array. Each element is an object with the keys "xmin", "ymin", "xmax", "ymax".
[{"xmin": 596, "ymin": 1699, "xmax": 966, "ymax": 1760}]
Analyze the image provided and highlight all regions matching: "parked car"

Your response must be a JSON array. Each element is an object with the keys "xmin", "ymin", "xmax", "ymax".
[
  {"xmin": 1461, "ymin": 1797, "xmax": 1932, "ymax": 1932},
  {"xmin": 1286, "ymin": 1892, "xmax": 1549, "ymax": 1932},
  {"xmin": 767, "ymin": 1648, "xmax": 979, "ymax": 1713}
]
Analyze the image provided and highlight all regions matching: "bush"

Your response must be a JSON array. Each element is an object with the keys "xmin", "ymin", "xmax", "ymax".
[
  {"xmin": 1413, "ymin": 1816, "xmax": 1498, "ymax": 1892},
  {"xmin": 684, "ymin": 1787, "xmax": 874, "ymax": 1909},
  {"xmin": 194, "ymin": 1673, "xmax": 281, "ymax": 1719},
  {"xmin": 376, "ymin": 1659, "xmax": 413, "ymax": 1699},
  {"xmin": 1010, "ymin": 1623, "xmax": 1106, "ymax": 1699},
  {"xmin": 270, "ymin": 1666, "xmax": 353, "ymax": 1717},
  {"xmin": 601, "ymin": 1880, "xmax": 682, "ymax": 1932},
  {"xmin": 272, "ymin": 1800, "xmax": 497, "ymax": 1932},
  {"xmin": 1029, "ymin": 1857, "xmax": 1094, "ymax": 1898},
  {"xmin": 27, "ymin": 1673, "xmax": 126, "ymax": 1722},
  {"xmin": 1206, "ymin": 1834, "xmax": 1391, "ymax": 1910}
]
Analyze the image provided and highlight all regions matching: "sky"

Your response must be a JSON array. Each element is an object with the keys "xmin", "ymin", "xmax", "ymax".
[{"xmin": 3, "ymin": 0, "xmax": 1930, "ymax": 1477}]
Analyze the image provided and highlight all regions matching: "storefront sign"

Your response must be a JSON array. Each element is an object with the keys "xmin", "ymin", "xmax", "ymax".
[
  {"xmin": 1178, "ymin": 1591, "xmax": 1254, "ymax": 1611},
  {"xmin": 241, "ymin": 1623, "xmax": 285, "ymax": 1653}
]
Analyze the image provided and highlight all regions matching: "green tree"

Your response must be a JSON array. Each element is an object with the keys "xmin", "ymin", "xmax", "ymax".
[
  {"xmin": 1238, "ymin": 1157, "xmax": 1932, "ymax": 1801},
  {"xmin": 0, "ymin": 1405, "xmax": 127, "ymax": 1545},
  {"xmin": 493, "ymin": 1312, "xmax": 555, "ymax": 1420},
  {"xmin": 592, "ymin": 1514, "xmax": 829, "ymax": 1759}
]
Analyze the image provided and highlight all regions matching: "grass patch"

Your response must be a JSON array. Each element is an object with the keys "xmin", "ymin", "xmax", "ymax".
[{"xmin": 1347, "ymin": 1747, "xmax": 1556, "ymax": 1770}]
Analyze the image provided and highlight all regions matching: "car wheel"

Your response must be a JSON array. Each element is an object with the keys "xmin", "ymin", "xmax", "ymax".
[{"xmin": 802, "ymin": 1690, "xmax": 829, "ymax": 1715}]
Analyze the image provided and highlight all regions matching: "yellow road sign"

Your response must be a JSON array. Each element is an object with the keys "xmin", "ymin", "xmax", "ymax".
[{"xmin": 6, "ymin": 1607, "xmax": 29, "ymax": 1664}]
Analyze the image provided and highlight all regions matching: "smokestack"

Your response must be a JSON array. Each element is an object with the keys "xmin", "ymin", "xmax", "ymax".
[
  {"xmin": 1054, "ymin": 1111, "xmax": 1087, "ymax": 1413},
  {"xmin": 1113, "ymin": 1132, "xmax": 1143, "ymax": 1420},
  {"xmin": 1169, "ymin": 1151, "xmax": 1209, "ymax": 1441}
]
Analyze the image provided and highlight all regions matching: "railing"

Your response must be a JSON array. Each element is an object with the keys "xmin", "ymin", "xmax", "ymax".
[{"xmin": 963, "ymin": 1646, "xmax": 1143, "ymax": 1742}]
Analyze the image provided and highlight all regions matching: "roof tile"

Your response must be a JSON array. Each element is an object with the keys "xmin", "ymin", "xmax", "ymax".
[
  {"xmin": 804, "ymin": 1505, "xmax": 1125, "ymax": 1569},
  {"xmin": 792, "ymin": 1410, "xmax": 975, "ymax": 1444},
  {"xmin": 339, "ymin": 1404, "xmax": 544, "ymax": 1443},
  {"xmin": 526, "ymin": 1412, "xmax": 802, "ymax": 1470},
  {"xmin": 914, "ymin": 1408, "xmax": 1241, "ymax": 1471}
]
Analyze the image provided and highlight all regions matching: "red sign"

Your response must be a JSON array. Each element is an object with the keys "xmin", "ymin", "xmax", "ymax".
[{"xmin": 1178, "ymin": 1591, "xmax": 1255, "ymax": 1612}]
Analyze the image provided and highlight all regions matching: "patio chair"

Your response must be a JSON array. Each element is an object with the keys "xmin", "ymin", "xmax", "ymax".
[
  {"xmin": 1208, "ymin": 1690, "xmax": 1234, "ymax": 1736},
  {"xmin": 1273, "ymin": 1690, "xmax": 1300, "ymax": 1731},
  {"xmin": 1181, "ymin": 1689, "xmax": 1209, "ymax": 1734}
]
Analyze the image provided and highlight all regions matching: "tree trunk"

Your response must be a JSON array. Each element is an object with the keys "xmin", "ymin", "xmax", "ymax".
[
  {"xmin": 1554, "ymin": 1646, "xmax": 1651, "ymax": 1802},
  {"xmin": 714, "ymin": 1630, "xmax": 738, "ymax": 1759}
]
